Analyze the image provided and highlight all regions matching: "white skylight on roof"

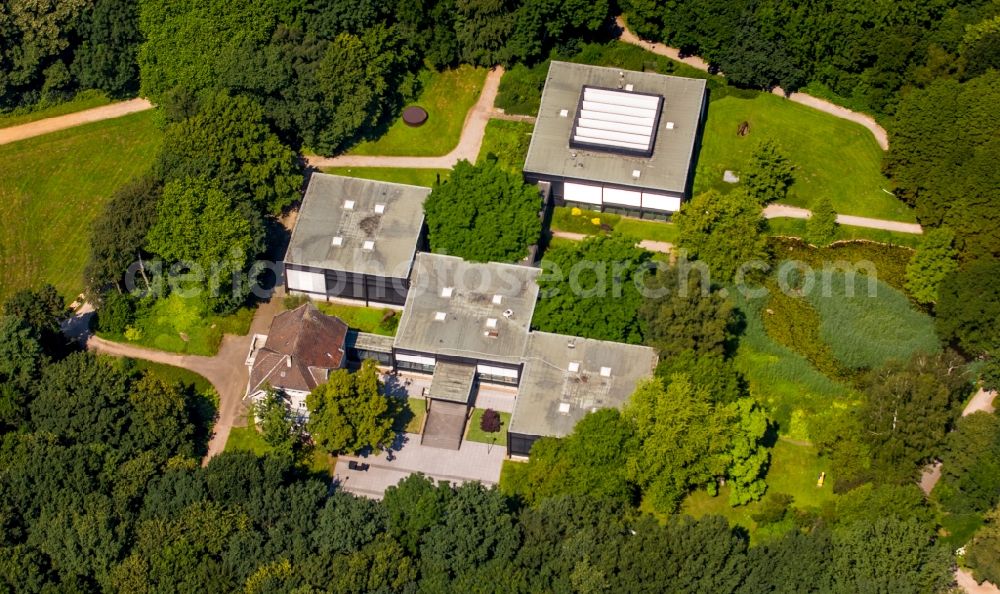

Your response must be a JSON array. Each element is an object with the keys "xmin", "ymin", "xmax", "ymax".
[
  {"xmin": 374, "ymin": 203, "xmax": 386, "ymax": 214},
  {"xmin": 486, "ymin": 318, "xmax": 498, "ymax": 329},
  {"xmin": 559, "ymin": 109, "xmax": 569, "ymax": 117},
  {"xmin": 665, "ymin": 121, "xmax": 675, "ymax": 130},
  {"xmin": 571, "ymin": 86, "xmax": 663, "ymax": 156},
  {"xmin": 331, "ymin": 236, "xmax": 343, "ymax": 247},
  {"xmin": 568, "ymin": 361, "xmax": 580, "ymax": 373},
  {"xmin": 362, "ymin": 240, "xmax": 375, "ymax": 251},
  {"xmin": 558, "ymin": 402, "xmax": 571, "ymax": 414},
  {"xmin": 632, "ymin": 169, "xmax": 641, "ymax": 178},
  {"xmin": 492, "ymin": 294, "xmax": 503, "ymax": 305},
  {"xmin": 625, "ymin": 83, "xmax": 634, "ymax": 91},
  {"xmin": 434, "ymin": 311, "xmax": 447, "ymax": 321},
  {"xmin": 344, "ymin": 200, "xmax": 355, "ymax": 210},
  {"xmin": 441, "ymin": 287, "xmax": 454, "ymax": 298},
  {"xmin": 600, "ymin": 366, "xmax": 612, "ymax": 377}
]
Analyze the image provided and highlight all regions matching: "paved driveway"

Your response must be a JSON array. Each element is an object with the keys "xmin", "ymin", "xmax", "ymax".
[{"xmin": 335, "ymin": 432, "xmax": 507, "ymax": 499}]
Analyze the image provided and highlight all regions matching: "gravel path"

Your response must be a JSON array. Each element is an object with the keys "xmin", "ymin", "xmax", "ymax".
[
  {"xmin": 307, "ymin": 67, "xmax": 504, "ymax": 169},
  {"xmin": 763, "ymin": 203, "xmax": 923, "ymax": 234},
  {"xmin": 616, "ymin": 17, "xmax": 889, "ymax": 150},
  {"xmin": 79, "ymin": 294, "xmax": 286, "ymax": 464},
  {"xmin": 0, "ymin": 98, "xmax": 154, "ymax": 145}
]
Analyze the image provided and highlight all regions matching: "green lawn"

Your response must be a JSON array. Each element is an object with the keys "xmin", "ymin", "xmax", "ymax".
[
  {"xmin": 314, "ymin": 301, "xmax": 399, "ymax": 336},
  {"xmin": 0, "ymin": 110, "xmax": 162, "ymax": 302},
  {"xmin": 398, "ymin": 398, "xmax": 427, "ymax": 434},
  {"xmin": 99, "ymin": 293, "xmax": 254, "ymax": 356},
  {"xmin": 133, "ymin": 359, "xmax": 215, "ymax": 394},
  {"xmin": 696, "ymin": 93, "xmax": 914, "ymax": 222},
  {"xmin": 678, "ymin": 439, "xmax": 838, "ymax": 543},
  {"xmin": 616, "ymin": 218, "xmax": 678, "ymax": 243},
  {"xmin": 550, "ymin": 206, "xmax": 678, "ymax": 244},
  {"xmin": 466, "ymin": 408, "xmax": 511, "ymax": 446},
  {"xmin": 319, "ymin": 166, "xmax": 447, "ymax": 188},
  {"xmin": 0, "ymin": 90, "xmax": 112, "ymax": 128},
  {"xmin": 347, "ymin": 66, "xmax": 487, "ymax": 157},
  {"xmin": 765, "ymin": 217, "xmax": 922, "ymax": 248},
  {"xmin": 477, "ymin": 119, "xmax": 533, "ymax": 173},
  {"xmin": 226, "ymin": 420, "xmax": 333, "ymax": 475}
]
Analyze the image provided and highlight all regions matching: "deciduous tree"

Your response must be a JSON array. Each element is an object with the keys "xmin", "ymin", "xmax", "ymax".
[
  {"xmin": 674, "ymin": 189, "xmax": 769, "ymax": 283},
  {"xmin": 306, "ymin": 359, "xmax": 397, "ymax": 455},
  {"xmin": 806, "ymin": 197, "xmax": 838, "ymax": 246},
  {"xmin": 905, "ymin": 227, "xmax": 958, "ymax": 305},
  {"xmin": 423, "ymin": 159, "xmax": 542, "ymax": 263}
]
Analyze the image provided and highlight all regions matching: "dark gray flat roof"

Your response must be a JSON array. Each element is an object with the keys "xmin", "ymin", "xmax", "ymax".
[
  {"xmin": 428, "ymin": 361, "xmax": 477, "ymax": 403},
  {"xmin": 393, "ymin": 253, "xmax": 540, "ymax": 365},
  {"xmin": 285, "ymin": 174, "xmax": 429, "ymax": 278},
  {"xmin": 346, "ymin": 331, "xmax": 395, "ymax": 354},
  {"xmin": 523, "ymin": 61, "xmax": 706, "ymax": 194},
  {"xmin": 510, "ymin": 331, "xmax": 658, "ymax": 438}
]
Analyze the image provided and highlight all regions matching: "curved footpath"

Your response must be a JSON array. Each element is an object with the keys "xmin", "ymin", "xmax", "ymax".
[
  {"xmin": 80, "ymin": 294, "xmax": 286, "ymax": 464},
  {"xmin": 0, "ymin": 98, "xmax": 153, "ymax": 146},
  {"xmin": 307, "ymin": 67, "xmax": 505, "ymax": 169},
  {"xmin": 763, "ymin": 203, "xmax": 922, "ymax": 234},
  {"xmin": 615, "ymin": 17, "xmax": 890, "ymax": 151}
]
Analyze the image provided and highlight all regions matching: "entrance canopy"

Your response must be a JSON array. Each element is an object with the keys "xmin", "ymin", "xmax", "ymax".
[{"xmin": 428, "ymin": 361, "xmax": 476, "ymax": 404}]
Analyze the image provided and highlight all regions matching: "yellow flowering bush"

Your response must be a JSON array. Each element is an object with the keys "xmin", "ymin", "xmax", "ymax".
[
  {"xmin": 591, "ymin": 217, "xmax": 601, "ymax": 226},
  {"xmin": 571, "ymin": 207, "xmax": 582, "ymax": 216}
]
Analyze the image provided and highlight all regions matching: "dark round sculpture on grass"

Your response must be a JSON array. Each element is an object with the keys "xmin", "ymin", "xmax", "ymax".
[{"xmin": 402, "ymin": 106, "xmax": 428, "ymax": 127}]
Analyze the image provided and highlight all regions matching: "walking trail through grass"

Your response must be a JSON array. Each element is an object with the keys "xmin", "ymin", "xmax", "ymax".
[{"xmin": 0, "ymin": 98, "xmax": 153, "ymax": 146}]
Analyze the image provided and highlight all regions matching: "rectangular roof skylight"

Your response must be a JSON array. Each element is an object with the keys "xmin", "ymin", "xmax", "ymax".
[{"xmin": 571, "ymin": 86, "xmax": 663, "ymax": 157}]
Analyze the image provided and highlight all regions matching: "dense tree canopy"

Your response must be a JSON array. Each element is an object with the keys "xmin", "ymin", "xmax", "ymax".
[
  {"xmin": 905, "ymin": 228, "xmax": 959, "ymax": 305},
  {"xmin": 533, "ymin": 234, "xmax": 651, "ymax": 343},
  {"xmin": 674, "ymin": 189, "xmax": 769, "ymax": 284},
  {"xmin": 423, "ymin": 159, "xmax": 542, "ymax": 263},
  {"xmin": 886, "ymin": 71, "xmax": 1000, "ymax": 261},
  {"xmin": 639, "ymin": 263, "xmax": 736, "ymax": 358},
  {"xmin": 306, "ymin": 359, "xmax": 398, "ymax": 455},
  {"xmin": 936, "ymin": 258, "xmax": 1000, "ymax": 356},
  {"xmin": 934, "ymin": 412, "xmax": 1000, "ymax": 515}
]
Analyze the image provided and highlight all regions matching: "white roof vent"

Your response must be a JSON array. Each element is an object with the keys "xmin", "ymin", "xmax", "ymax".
[
  {"xmin": 502, "ymin": 309, "xmax": 514, "ymax": 319},
  {"xmin": 362, "ymin": 240, "xmax": 375, "ymax": 251},
  {"xmin": 632, "ymin": 169, "xmax": 641, "ymax": 178},
  {"xmin": 665, "ymin": 121, "xmax": 675, "ymax": 130},
  {"xmin": 331, "ymin": 236, "xmax": 343, "ymax": 247},
  {"xmin": 600, "ymin": 366, "xmax": 612, "ymax": 377},
  {"xmin": 558, "ymin": 402, "xmax": 571, "ymax": 414},
  {"xmin": 441, "ymin": 286, "xmax": 454, "ymax": 298},
  {"xmin": 486, "ymin": 318, "xmax": 498, "ymax": 329},
  {"xmin": 625, "ymin": 83, "xmax": 634, "ymax": 91},
  {"xmin": 492, "ymin": 294, "xmax": 503, "ymax": 305},
  {"xmin": 559, "ymin": 109, "xmax": 569, "ymax": 118},
  {"xmin": 568, "ymin": 361, "xmax": 580, "ymax": 373},
  {"xmin": 344, "ymin": 200, "xmax": 355, "ymax": 210},
  {"xmin": 374, "ymin": 203, "xmax": 386, "ymax": 214},
  {"xmin": 434, "ymin": 311, "xmax": 447, "ymax": 321}
]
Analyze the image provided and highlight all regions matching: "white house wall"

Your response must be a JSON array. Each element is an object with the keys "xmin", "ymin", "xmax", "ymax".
[
  {"xmin": 602, "ymin": 187, "xmax": 642, "ymax": 207},
  {"xmin": 640, "ymin": 192, "xmax": 682, "ymax": 212},
  {"xmin": 564, "ymin": 182, "xmax": 603, "ymax": 205}
]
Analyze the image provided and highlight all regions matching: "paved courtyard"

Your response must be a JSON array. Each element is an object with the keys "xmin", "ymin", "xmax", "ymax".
[{"xmin": 334, "ymin": 432, "xmax": 507, "ymax": 499}]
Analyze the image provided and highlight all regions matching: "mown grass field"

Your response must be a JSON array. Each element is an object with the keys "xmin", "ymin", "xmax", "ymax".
[
  {"xmin": 320, "ymin": 166, "xmax": 447, "ymax": 188},
  {"xmin": 679, "ymin": 439, "xmax": 838, "ymax": 544},
  {"xmin": 477, "ymin": 119, "xmax": 533, "ymax": 173},
  {"xmin": 347, "ymin": 66, "xmax": 487, "ymax": 157},
  {"xmin": 696, "ymin": 93, "xmax": 913, "ymax": 222},
  {"xmin": 0, "ymin": 110, "xmax": 162, "ymax": 303},
  {"xmin": 0, "ymin": 90, "xmax": 112, "ymax": 128}
]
